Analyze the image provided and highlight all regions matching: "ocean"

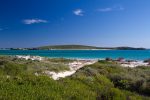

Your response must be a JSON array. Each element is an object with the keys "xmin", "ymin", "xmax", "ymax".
[{"xmin": 0, "ymin": 50, "xmax": 150, "ymax": 60}]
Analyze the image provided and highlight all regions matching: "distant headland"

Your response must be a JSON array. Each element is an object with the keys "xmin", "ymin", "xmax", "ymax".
[{"xmin": 0, "ymin": 45, "xmax": 146, "ymax": 50}]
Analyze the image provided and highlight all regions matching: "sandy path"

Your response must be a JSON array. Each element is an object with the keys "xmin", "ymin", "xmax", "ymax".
[{"xmin": 44, "ymin": 60, "xmax": 97, "ymax": 80}]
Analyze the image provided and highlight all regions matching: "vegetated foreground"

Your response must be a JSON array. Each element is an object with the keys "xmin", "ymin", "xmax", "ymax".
[{"xmin": 0, "ymin": 56, "xmax": 150, "ymax": 100}]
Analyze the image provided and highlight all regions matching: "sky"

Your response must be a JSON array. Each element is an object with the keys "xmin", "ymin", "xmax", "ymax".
[{"xmin": 0, "ymin": 0, "xmax": 150, "ymax": 48}]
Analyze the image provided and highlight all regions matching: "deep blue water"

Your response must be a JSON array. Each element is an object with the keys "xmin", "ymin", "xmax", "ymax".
[{"xmin": 0, "ymin": 50, "xmax": 150, "ymax": 60}]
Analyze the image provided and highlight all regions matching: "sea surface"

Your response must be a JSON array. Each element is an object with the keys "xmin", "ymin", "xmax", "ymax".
[{"xmin": 0, "ymin": 50, "xmax": 150, "ymax": 60}]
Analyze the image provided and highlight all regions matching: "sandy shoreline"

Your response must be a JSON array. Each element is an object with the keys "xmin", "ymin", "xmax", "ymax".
[
  {"xmin": 15, "ymin": 55, "xmax": 150, "ymax": 67},
  {"xmin": 119, "ymin": 61, "xmax": 149, "ymax": 67}
]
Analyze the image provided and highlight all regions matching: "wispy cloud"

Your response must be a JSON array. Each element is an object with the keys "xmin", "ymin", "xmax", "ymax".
[
  {"xmin": 97, "ymin": 5, "xmax": 124, "ymax": 12},
  {"xmin": 98, "ymin": 8, "xmax": 113, "ymax": 12},
  {"xmin": 73, "ymin": 9, "xmax": 84, "ymax": 16},
  {"xmin": 113, "ymin": 5, "xmax": 124, "ymax": 11},
  {"xmin": 23, "ymin": 19, "xmax": 48, "ymax": 24}
]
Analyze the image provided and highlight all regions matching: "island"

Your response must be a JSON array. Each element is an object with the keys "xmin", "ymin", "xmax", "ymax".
[
  {"xmin": 1, "ymin": 45, "xmax": 145, "ymax": 50},
  {"xmin": 37, "ymin": 45, "xmax": 146, "ymax": 50},
  {"xmin": 7, "ymin": 45, "xmax": 144, "ymax": 50}
]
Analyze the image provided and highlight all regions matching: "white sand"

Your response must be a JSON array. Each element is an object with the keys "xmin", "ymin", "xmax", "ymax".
[
  {"xmin": 44, "ymin": 71, "xmax": 76, "ymax": 80},
  {"xmin": 16, "ymin": 55, "xmax": 44, "ymax": 61},
  {"xmin": 120, "ymin": 61, "xmax": 149, "ymax": 67},
  {"xmin": 44, "ymin": 60, "xmax": 97, "ymax": 80}
]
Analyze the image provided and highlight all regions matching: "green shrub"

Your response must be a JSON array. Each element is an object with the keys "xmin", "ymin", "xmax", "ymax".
[{"xmin": 0, "ymin": 56, "xmax": 149, "ymax": 99}]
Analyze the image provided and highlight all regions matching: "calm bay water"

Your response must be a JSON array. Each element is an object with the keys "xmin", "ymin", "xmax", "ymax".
[{"xmin": 0, "ymin": 50, "xmax": 150, "ymax": 60}]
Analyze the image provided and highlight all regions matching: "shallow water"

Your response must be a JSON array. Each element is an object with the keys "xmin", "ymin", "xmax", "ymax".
[{"xmin": 0, "ymin": 50, "xmax": 150, "ymax": 60}]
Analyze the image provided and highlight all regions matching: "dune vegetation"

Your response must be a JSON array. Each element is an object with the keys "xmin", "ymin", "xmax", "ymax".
[{"xmin": 0, "ymin": 56, "xmax": 150, "ymax": 100}]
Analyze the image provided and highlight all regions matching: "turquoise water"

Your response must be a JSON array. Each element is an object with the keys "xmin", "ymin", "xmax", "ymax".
[{"xmin": 0, "ymin": 50, "xmax": 150, "ymax": 60}]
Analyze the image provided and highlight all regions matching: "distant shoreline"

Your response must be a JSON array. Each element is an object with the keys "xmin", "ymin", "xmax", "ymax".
[
  {"xmin": 0, "ymin": 49, "xmax": 112, "ymax": 51},
  {"xmin": 39, "ymin": 49, "xmax": 112, "ymax": 50},
  {"xmin": 0, "ymin": 44, "xmax": 146, "ymax": 50},
  {"xmin": 37, "ymin": 45, "xmax": 146, "ymax": 50},
  {"xmin": 0, "ymin": 49, "xmax": 147, "ymax": 51}
]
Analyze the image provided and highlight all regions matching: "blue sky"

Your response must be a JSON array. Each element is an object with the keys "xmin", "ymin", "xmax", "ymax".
[{"xmin": 0, "ymin": 0, "xmax": 150, "ymax": 48}]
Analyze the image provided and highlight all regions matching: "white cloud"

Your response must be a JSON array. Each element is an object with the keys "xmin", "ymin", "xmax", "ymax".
[
  {"xmin": 73, "ymin": 9, "xmax": 84, "ymax": 16},
  {"xmin": 23, "ymin": 19, "xmax": 48, "ymax": 24},
  {"xmin": 97, "ymin": 5, "xmax": 124, "ymax": 12}
]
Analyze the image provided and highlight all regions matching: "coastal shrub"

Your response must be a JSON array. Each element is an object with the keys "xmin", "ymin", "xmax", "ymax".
[
  {"xmin": 98, "ymin": 60, "xmax": 114, "ymax": 64},
  {"xmin": 109, "ymin": 73, "xmax": 132, "ymax": 88},
  {"xmin": 97, "ymin": 87, "xmax": 126, "ymax": 100},
  {"xmin": 0, "ymin": 56, "xmax": 150, "ymax": 99},
  {"xmin": 140, "ymin": 81, "xmax": 150, "ymax": 95},
  {"xmin": 0, "ymin": 62, "xmax": 26, "ymax": 76},
  {"xmin": 84, "ymin": 67, "xmax": 98, "ymax": 76},
  {"xmin": 96, "ymin": 75, "xmax": 114, "ymax": 87},
  {"xmin": 47, "ymin": 63, "xmax": 70, "ymax": 72},
  {"xmin": 47, "ymin": 58, "xmax": 74, "ymax": 63},
  {"xmin": 59, "ymin": 78, "xmax": 97, "ymax": 100},
  {"xmin": 0, "ymin": 75, "xmax": 64, "ymax": 100},
  {"xmin": 0, "ymin": 60, "xmax": 7, "ymax": 65},
  {"xmin": 75, "ymin": 60, "xmax": 150, "ymax": 97}
]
